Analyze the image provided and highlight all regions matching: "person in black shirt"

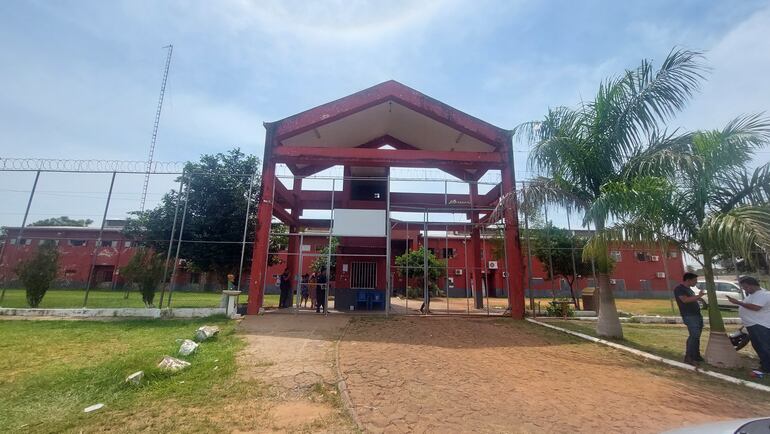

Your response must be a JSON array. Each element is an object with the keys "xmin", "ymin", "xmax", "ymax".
[
  {"xmin": 278, "ymin": 269, "xmax": 292, "ymax": 309},
  {"xmin": 315, "ymin": 271, "xmax": 327, "ymax": 313},
  {"xmin": 674, "ymin": 272, "xmax": 706, "ymax": 365}
]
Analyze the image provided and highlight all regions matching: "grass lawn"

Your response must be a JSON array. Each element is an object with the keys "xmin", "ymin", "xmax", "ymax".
[
  {"xmin": 0, "ymin": 316, "xmax": 265, "ymax": 432},
  {"xmin": 0, "ymin": 289, "xmax": 280, "ymax": 309},
  {"xmin": 545, "ymin": 319, "xmax": 763, "ymax": 383},
  {"xmin": 534, "ymin": 297, "xmax": 740, "ymax": 317}
]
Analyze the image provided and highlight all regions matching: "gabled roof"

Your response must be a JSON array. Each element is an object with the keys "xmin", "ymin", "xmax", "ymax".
[{"xmin": 267, "ymin": 80, "xmax": 511, "ymax": 153}]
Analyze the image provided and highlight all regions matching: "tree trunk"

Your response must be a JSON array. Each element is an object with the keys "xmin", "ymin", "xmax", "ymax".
[
  {"xmin": 596, "ymin": 273, "xmax": 623, "ymax": 338},
  {"xmin": 702, "ymin": 250, "xmax": 742, "ymax": 368},
  {"xmin": 593, "ymin": 220, "xmax": 623, "ymax": 338},
  {"xmin": 567, "ymin": 278, "xmax": 580, "ymax": 310}
]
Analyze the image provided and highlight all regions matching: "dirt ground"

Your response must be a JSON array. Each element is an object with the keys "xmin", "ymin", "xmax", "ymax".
[
  {"xmin": 238, "ymin": 313, "xmax": 356, "ymax": 432},
  {"xmin": 338, "ymin": 316, "xmax": 770, "ymax": 433}
]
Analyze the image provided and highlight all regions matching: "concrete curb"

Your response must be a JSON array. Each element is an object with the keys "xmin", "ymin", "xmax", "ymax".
[
  {"xmin": 0, "ymin": 307, "xmax": 232, "ymax": 319},
  {"xmin": 334, "ymin": 319, "xmax": 364, "ymax": 432},
  {"xmin": 526, "ymin": 318, "xmax": 770, "ymax": 393},
  {"xmin": 534, "ymin": 315, "xmax": 743, "ymax": 325}
]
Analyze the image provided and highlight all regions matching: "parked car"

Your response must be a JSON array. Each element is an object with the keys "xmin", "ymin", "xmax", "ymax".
[
  {"xmin": 695, "ymin": 279, "xmax": 744, "ymax": 309},
  {"xmin": 662, "ymin": 417, "xmax": 770, "ymax": 434}
]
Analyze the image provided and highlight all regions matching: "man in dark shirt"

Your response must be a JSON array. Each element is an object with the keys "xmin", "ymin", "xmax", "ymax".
[
  {"xmin": 674, "ymin": 272, "xmax": 706, "ymax": 365},
  {"xmin": 315, "ymin": 271, "xmax": 327, "ymax": 313},
  {"xmin": 278, "ymin": 269, "xmax": 291, "ymax": 309}
]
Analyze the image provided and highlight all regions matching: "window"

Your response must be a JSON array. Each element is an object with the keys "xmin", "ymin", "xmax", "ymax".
[
  {"xmin": 20, "ymin": 238, "xmax": 31, "ymax": 245},
  {"xmin": 667, "ymin": 250, "xmax": 678, "ymax": 258},
  {"xmin": 39, "ymin": 239, "xmax": 59, "ymax": 246},
  {"xmin": 124, "ymin": 241, "xmax": 132, "ymax": 248},
  {"xmin": 610, "ymin": 250, "xmax": 622, "ymax": 262},
  {"xmin": 640, "ymin": 280, "xmax": 652, "ymax": 291},
  {"xmin": 441, "ymin": 248, "xmax": 457, "ymax": 259},
  {"xmin": 717, "ymin": 282, "xmax": 741, "ymax": 293},
  {"xmin": 69, "ymin": 239, "xmax": 87, "ymax": 247},
  {"xmin": 428, "ymin": 248, "xmax": 436, "ymax": 257},
  {"xmin": 101, "ymin": 240, "xmax": 118, "ymax": 248},
  {"xmin": 614, "ymin": 279, "xmax": 626, "ymax": 290},
  {"xmin": 635, "ymin": 251, "xmax": 651, "ymax": 262}
]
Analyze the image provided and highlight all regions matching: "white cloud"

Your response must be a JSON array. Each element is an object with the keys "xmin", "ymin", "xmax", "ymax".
[{"xmin": 677, "ymin": 4, "xmax": 770, "ymax": 132}]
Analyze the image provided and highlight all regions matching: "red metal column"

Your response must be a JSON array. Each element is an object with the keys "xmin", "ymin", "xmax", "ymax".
[
  {"xmin": 247, "ymin": 126, "xmax": 277, "ymax": 314},
  {"xmin": 469, "ymin": 183, "xmax": 484, "ymax": 309},
  {"xmin": 285, "ymin": 177, "xmax": 303, "ymax": 292},
  {"xmin": 502, "ymin": 164, "xmax": 525, "ymax": 319}
]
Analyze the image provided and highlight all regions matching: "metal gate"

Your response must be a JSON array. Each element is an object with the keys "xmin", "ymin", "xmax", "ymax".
[{"xmin": 351, "ymin": 262, "xmax": 377, "ymax": 289}]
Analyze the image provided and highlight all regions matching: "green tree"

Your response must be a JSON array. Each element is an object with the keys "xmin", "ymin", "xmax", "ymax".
[
  {"xmin": 311, "ymin": 237, "xmax": 339, "ymax": 276},
  {"xmin": 125, "ymin": 148, "xmax": 261, "ymax": 287},
  {"xmin": 16, "ymin": 244, "xmax": 59, "ymax": 307},
  {"xmin": 394, "ymin": 246, "xmax": 445, "ymax": 298},
  {"xmin": 120, "ymin": 248, "xmax": 165, "ymax": 307},
  {"xmin": 30, "ymin": 216, "xmax": 93, "ymax": 227},
  {"xmin": 508, "ymin": 48, "xmax": 706, "ymax": 338},
  {"xmin": 610, "ymin": 115, "xmax": 770, "ymax": 367},
  {"xmin": 529, "ymin": 224, "xmax": 592, "ymax": 308}
]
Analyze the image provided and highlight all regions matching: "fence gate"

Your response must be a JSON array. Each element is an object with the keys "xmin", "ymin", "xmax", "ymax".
[{"xmin": 351, "ymin": 262, "xmax": 377, "ymax": 289}]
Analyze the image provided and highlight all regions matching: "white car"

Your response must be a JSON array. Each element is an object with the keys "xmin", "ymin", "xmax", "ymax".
[{"xmin": 694, "ymin": 279, "xmax": 744, "ymax": 309}]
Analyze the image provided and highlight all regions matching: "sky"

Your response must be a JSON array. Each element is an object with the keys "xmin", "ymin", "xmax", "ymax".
[{"xmin": 1, "ymin": 0, "xmax": 770, "ymax": 231}]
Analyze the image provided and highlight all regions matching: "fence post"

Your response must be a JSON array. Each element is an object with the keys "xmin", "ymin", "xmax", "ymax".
[
  {"xmin": 83, "ymin": 171, "xmax": 117, "ymax": 307},
  {"xmin": 158, "ymin": 171, "xmax": 185, "ymax": 306},
  {"xmin": 166, "ymin": 172, "xmax": 191, "ymax": 308},
  {"xmin": 0, "ymin": 170, "xmax": 41, "ymax": 305}
]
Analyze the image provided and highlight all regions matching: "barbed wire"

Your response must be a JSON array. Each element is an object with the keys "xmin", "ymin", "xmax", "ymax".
[{"xmin": 0, "ymin": 158, "xmax": 186, "ymax": 174}]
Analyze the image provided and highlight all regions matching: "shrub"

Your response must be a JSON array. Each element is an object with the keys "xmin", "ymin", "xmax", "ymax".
[
  {"xmin": 16, "ymin": 244, "xmax": 59, "ymax": 307},
  {"xmin": 546, "ymin": 299, "xmax": 575, "ymax": 317},
  {"xmin": 121, "ymin": 248, "xmax": 165, "ymax": 307}
]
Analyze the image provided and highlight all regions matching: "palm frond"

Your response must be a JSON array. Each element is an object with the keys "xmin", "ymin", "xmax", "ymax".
[
  {"xmin": 714, "ymin": 163, "xmax": 770, "ymax": 212},
  {"xmin": 701, "ymin": 206, "xmax": 770, "ymax": 260},
  {"xmin": 607, "ymin": 48, "xmax": 707, "ymax": 152},
  {"xmin": 624, "ymin": 129, "xmax": 698, "ymax": 179}
]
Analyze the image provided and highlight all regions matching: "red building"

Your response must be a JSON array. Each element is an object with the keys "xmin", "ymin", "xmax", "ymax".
[
  {"xmin": 0, "ymin": 221, "xmax": 136, "ymax": 288},
  {"xmin": 264, "ymin": 232, "xmax": 685, "ymax": 299}
]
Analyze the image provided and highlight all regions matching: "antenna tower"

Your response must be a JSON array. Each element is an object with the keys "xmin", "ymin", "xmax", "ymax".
[{"xmin": 140, "ymin": 44, "xmax": 173, "ymax": 211}]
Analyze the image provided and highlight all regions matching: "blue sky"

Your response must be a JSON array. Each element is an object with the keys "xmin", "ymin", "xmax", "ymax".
[{"xmin": 1, "ymin": 0, "xmax": 770, "ymax": 229}]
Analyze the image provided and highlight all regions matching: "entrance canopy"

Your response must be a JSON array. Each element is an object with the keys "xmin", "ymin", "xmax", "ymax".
[
  {"xmin": 269, "ymin": 80, "xmax": 511, "ymax": 181},
  {"xmin": 248, "ymin": 80, "xmax": 524, "ymax": 318}
]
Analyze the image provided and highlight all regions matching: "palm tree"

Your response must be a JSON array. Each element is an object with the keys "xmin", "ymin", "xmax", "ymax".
[
  {"xmin": 610, "ymin": 115, "xmax": 770, "ymax": 366},
  {"xmin": 508, "ymin": 49, "xmax": 706, "ymax": 338}
]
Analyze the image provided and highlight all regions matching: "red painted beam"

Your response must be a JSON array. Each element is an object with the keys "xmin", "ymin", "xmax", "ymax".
[
  {"xmin": 480, "ymin": 182, "xmax": 503, "ymax": 205},
  {"xmin": 272, "ymin": 203, "xmax": 297, "ymax": 226},
  {"xmin": 273, "ymin": 146, "xmax": 504, "ymax": 169},
  {"xmin": 356, "ymin": 135, "xmax": 419, "ymax": 150},
  {"xmin": 271, "ymin": 81, "xmax": 510, "ymax": 148}
]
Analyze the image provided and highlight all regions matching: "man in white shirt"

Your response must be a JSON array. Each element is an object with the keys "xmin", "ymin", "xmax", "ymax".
[{"xmin": 727, "ymin": 276, "xmax": 770, "ymax": 374}]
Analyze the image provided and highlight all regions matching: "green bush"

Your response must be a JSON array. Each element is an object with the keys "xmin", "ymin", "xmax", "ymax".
[
  {"xmin": 16, "ymin": 244, "xmax": 59, "ymax": 307},
  {"xmin": 546, "ymin": 299, "xmax": 575, "ymax": 317},
  {"xmin": 405, "ymin": 283, "xmax": 444, "ymax": 299},
  {"xmin": 120, "ymin": 248, "xmax": 165, "ymax": 307}
]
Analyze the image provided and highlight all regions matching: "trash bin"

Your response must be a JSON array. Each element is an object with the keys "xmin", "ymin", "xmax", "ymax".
[{"xmin": 582, "ymin": 287, "xmax": 598, "ymax": 312}]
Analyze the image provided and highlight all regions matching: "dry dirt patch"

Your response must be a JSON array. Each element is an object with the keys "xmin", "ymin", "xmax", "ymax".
[
  {"xmin": 238, "ymin": 313, "xmax": 355, "ymax": 432},
  {"xmin": 339, "ymin": 316, "xmax": 770, "ymax": 433}
]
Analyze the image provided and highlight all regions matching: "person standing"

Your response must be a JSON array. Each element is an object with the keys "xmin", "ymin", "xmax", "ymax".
[
  {"xmin": 674, "ymin": 272, "xmax": 706, "ymax": 365},
  {"xmin": 278, "ymin": 269, "xmax": 291, "ymax": 309},
  {"xmin": 316, "ymin": 271, "xmax": 327, "ymax": 313},
  {"xmin": 300, "ymin": 274, "xmax": 310, "ymax": 308},
  {"xmin": 309, "ymin": 273, "xmax": 318, "ymax": 309},
  {"xmin": 727, "ymin": 276, "xmax": 770, "ymax": 375}
]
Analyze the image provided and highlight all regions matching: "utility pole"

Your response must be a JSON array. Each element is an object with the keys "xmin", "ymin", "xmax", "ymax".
[{"xmin": 140, "ymin": 44, "xmax": 173, "ymax": 212}]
